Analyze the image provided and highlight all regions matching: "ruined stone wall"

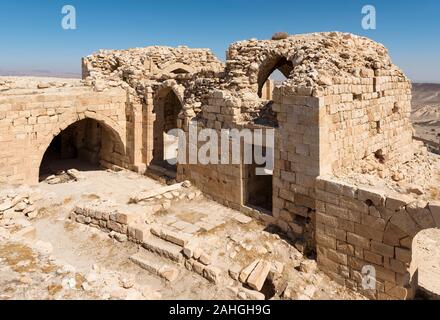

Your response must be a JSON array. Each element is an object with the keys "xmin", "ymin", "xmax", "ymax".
[
  {"xmin": 318, "ymin": 73, "xmax": 413, "ymax": 175},
  {"xmin": 315, "ymin": 176, "xmax": 440, "ymax": 299},
  {"xmin": 172, "ymin": 33, "xmax": 418, "ymax": 253},
  {"xmin": 271, "ymin": 88, "xmax": 322, "ymax": 249},
  {"xmin": 0, "ymin": 85, "xmax": 129, "ymax": 185},
  {"xmin": 82, "ymin": 46, "xmax": 224, "ymax": 110},
  {"xmin": 177, "ymin": 90, "xmax": 245, "ymax": 210},
  {"xmin": 0, "ymin": 32, "xmax": 433, "ymax": 299},
  {"xmin": 82, "ymin": 46, "xmax": 225, "ymax": 167}
]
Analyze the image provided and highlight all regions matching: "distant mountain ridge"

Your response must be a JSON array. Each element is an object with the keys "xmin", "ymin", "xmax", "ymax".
[
  {"xmin": 412, "ymin": 83, "xmax": 440, "ymax": 108},
  {"xmin": 0, "ymin": 69, "xmax": 80, "ymax": 79}
]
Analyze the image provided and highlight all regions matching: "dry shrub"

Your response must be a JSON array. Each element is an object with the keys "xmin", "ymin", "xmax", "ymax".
[{"xmin": 272, "ymin": 32, "xmax": 289, "ymax": 40}]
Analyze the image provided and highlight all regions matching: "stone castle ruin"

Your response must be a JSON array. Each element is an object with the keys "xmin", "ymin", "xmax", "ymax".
[{"xmin": 1, "ymin": 32, "xmax": 439, "ymax": 299}]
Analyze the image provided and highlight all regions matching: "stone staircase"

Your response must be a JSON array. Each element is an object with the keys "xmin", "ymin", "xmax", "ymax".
[
  {"xmin": 129, "ymin": 228, "xmax": 186, "ymax": 283},
  {"xmin": 130, "ymin": 249, "xmax": 181, "ymax": 282},
  {"xmin": 72, "ymin": 197, "xmax": 267, "ymax": 300},
  {"xmin": 128, "ymin": 222, "xmax": 226, "ymax": 288},
  {"xmin": 140, "ymin": 233, "xmax": 184, "ymax": 263}
]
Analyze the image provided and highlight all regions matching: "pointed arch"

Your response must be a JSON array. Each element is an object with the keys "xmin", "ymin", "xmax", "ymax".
[
  {"xmin": 257, "ymin": 56, "xmax": 293, "ymax": 98},
  {"xmin": 161, "ymin": 63, "xmax": 195, "ymax": 75}
]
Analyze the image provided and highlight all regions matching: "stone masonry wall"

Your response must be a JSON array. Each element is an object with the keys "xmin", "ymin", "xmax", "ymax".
[
  {"xmin": 0, "ymin": 85, "xmax": 129, "ymax": 185},
  {"xmin": 315, "ymin": 176, "xmax": 440, "ymax": 299},
  {"xmin": 319, "ymin": 73, "xmax": 414, "ymax": 175},
  {"xmin": 271, "ymin": 88, "xmax": 323, "ymax": 251}
]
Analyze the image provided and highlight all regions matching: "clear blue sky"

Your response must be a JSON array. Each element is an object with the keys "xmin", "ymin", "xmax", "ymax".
[{"xmin": 0, "ymin": 0, "xmax": 439, "ymax": 82}]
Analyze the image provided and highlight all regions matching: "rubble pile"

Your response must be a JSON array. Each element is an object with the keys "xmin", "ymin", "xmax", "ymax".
[{"xmin": 0, "ymin": 187, "xmax": 41, "ymax": 220}]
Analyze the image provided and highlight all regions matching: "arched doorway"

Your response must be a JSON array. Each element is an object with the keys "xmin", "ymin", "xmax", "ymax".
[
  {"xmin": 152, "ymin": 87, "xmax": 183, "ymax": 172},
  {"xmin": 39, "ymin": 118, "xmax": 125, "ymax": 181}
]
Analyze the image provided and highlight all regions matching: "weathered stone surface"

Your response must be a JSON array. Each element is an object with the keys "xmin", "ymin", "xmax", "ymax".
[
  {"xmin": 238, "ymin": 287, "xmax": 265, "ymax": 300},
  {"xmin": 247, "ymin": 260, "xmax": 271, "ymax": 291},
  {"xmin": 233, "ymin": 214, "xmax": 252, "ymax": 224},
  {"xmin": 239, "ymin": 259, "xmax": 260, "ymax": 283},
  {"xmin": 228, "ymin": 264, "xmax": 242, "ymax": 281},
  {"xmin": 406, "ymin": 201, "xmax": 435, "ymax": 229},
  {"xmin": 199, "ymin": 252, "xmax": 212, "ymax": 266},
  {"xmin": 390, "ymin": 211, "xmax": 421, "ymax": 237},
  {"xmin": 142, "ymin": 236, "xmax": 183, "ymax": 263},
  {"xmin": 203, "ymin": 265, "xmax": 222, "ymax": 284},
  {"xmin": 429, "ymin": 201, "xmax": 440, "ymax": 227},
  {"xmin": 130, "ymin": 251, "xmax": 179, "ymax": 282},
  {"xmin": 386, "ymin": 193, "xmax": 413, "ymax": 212},
  {"xmin": 159, "ymin": 266, "xmax": 180, "ymax": 282},
  {"xmin": 299, "ymin": 259, "xmax": 316, "ymax": 273}
]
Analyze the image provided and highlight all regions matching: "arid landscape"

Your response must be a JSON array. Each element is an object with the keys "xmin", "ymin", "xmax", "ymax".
[{"xmin": 411, "ymin": 83, "xmax": 440, "ymax": 152}]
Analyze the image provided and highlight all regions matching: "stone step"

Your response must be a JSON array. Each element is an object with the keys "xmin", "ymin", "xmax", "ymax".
[
  {"xmin": 130, "ymin": 249, "xmax": 180, "ymax": 282},
  {"xmin": 146, "ymin": 164, "xmax": 177, "ymax": 183},
  {"xmin": 150, "ymin": 224, "xmax": 192, "ymax": 247},
  {"xmin": 142, "ymin": 235, "xmax": 184, "ymax": 263},
  {"xmin": 131, "ymin": 182, "xmax": 183, "ymax": 203}
]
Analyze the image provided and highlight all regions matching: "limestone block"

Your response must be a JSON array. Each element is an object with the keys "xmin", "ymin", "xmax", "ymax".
[
  {"xmin": 389, "ymin": 211, "xmax": 420, "ymax": 238},
  {"xmin": 406, "ymin": 201, "xmax": 435, "ymax": 229},
  {"xmin": 428, "ymin": 201, "xmax": 440, "ymax": 227},
  {"xmin": 203, "ymin": 265, "xmax": 222, "ymax": 284},
  {"xmin": 316, "ymin": 233, "xmax": 337, "ymax": 249},
  {"xmin": 386, "ymin": 193, "xmax": 412, "ymax": 212},
  {"xmin": 354, "ymin": 223, "xmax": 384, "ymax": 241},
  {"xmin": 316, "ymin": 212, "xmax": 338, "ymax": 228},
  {"xmin": 395, "ymin": 247, "xmax": 411, "ymax": 264},
  {"xmin": 228, "ymin": 264, "xmax": 242, "ymax": 281},
  {"xmin": 364, "ymin": 250, "xmax": 383, "ymax": 266},
  {"xmin": 159, "ymin": 266, "xmax": 180, "ymax": 282},
  {"xmin": 239, "ymin": 259, "xmax": 260, "ymax": 283},
  {"xmin": 317, "ymin": 254, "xmax": 340, "ymax": 274},
  {"xmin": 347, "ymin": 232, "xmax": 370, "ymax": 249},
  {"xmin": 192, "ymin": 261, "xmax": 205, "ymax": 276},
  {"xmin": 357, "ymin": 188, "xmax": 385, "ymax": 207},
  {"xmin": 199, "ymin": 252, "xmax": 212, "ymax": 266},
  {"xmin": 116, "ymin": 212, "xmax": 135, "ymax": 225},
  {"xmin": 247, "ymin": 260, "xmax": 271, "ymax": 291},
  {"xmin": 371, "ymin": 241, "xmax": 394, "ymax": 257}
]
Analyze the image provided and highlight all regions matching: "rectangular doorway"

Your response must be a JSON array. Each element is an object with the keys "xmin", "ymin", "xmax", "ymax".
[{"xmin": 243, "ymin": 144, "xmax": 273, "ymax": 214}]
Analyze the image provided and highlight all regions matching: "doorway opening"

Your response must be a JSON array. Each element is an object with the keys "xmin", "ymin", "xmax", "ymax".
[
  {"xmin": 153, "ymin": 88, "xmax": 183, "ymax": 172},
  {"xmin": 39, "ymin": 118, "xmax": 124, "ymax": 181},
  {"xmin": 243, "ymin": 144, "xmax": 273, "ymax": 214}
]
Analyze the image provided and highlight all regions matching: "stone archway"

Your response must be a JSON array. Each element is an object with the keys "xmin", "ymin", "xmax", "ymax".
[
  {"xmin": 35, "ymin": 113, "xmax": 127, "ymax": 182},
  {"xmin": 257, "ymin": 56, "xmax": 293, "ymax": 98},
  {"xmin": 160, "ymin": 62, "xmax": 195, "ymax": 75},
  {"xmin": 384, "ymin": 200, "xmax": 440, "ymax": 299}
]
